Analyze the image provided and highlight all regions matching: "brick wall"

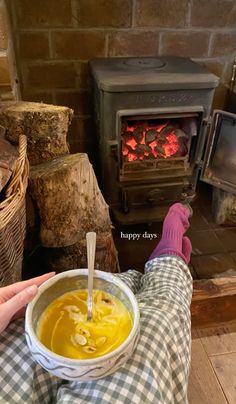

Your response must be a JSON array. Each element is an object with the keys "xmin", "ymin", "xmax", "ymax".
[
  {"xmin": 7, "ymin": 0, "xmax": 236, "ymax": 154},
  {"xmin": 0, "ymin": 0, "xmax": 16, "ymax": 100}
]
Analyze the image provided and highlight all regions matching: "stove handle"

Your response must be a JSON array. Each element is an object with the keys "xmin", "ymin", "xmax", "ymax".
[
  {"xmin": 109, "ymin": 142, "xmax": 119, "ymax": 162},
  {"xmin": 121, "ymin": 189, "xmax": 129, "ymax": 214},
  {"xmin": 194, "ymin": 118, "xmax": 209, "ymax": 164}
]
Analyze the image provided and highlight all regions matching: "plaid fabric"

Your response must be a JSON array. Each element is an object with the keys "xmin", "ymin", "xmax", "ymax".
[{"xmin": 0, "ymin": 256, "xmax": 192, "ymax": 404}]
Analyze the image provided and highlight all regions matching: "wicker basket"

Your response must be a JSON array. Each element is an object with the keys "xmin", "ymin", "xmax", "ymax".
[{"xmin": 0, "ymin": 135, "xmax": 29, "ymax": 286}]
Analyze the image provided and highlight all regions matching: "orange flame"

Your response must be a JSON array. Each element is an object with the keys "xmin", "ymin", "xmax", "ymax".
[
  {"xmin": 162, "ymin": 132, "xmax": 179, "ymax": 158},
  {"xmin": 126, "ymin": 138, "xmax": 137, "ymax": 150}
]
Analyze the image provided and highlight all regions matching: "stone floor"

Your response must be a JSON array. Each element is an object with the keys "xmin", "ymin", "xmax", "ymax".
[{"xmin": 113, "ymin": 182, "xmax": 236, "ymax": 279}]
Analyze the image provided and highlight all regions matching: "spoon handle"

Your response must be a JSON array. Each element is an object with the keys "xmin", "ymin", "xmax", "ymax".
[{"xmin": 86, "ymin": 232, "xmax": 96, "ymax": 321}]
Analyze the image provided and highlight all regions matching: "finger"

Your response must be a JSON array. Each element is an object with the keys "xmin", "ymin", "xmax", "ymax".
[
  {"xmin": 0, "ymin": 272, "xmax": 55, "ymax": 300},
  {"xmin": 1, "ymin": 285, "xmax": 38, "ymax": 325}
]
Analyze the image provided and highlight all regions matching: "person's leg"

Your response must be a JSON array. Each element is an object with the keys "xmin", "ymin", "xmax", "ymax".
[
  {"xmin": 0, "ymin": 204, "xmax": 191, "ymax": 404},
  {"xmin": 114, "ymin": 269, "xmax": 142, "ymax": 294},
  {"xmin": 134, "ymin": 203, "xmax": 193, "ymax": 403},
  {"xmin": 149, "ymin": 203, "xmax": 192, "ymax": 264},
  {"xmin": 55, "ymin": 260, "xmax": 192, "ymax": 404},
  {"xmin": 54, "ymin": 204, "xmax": 192, "ymax": 404},
  {"xmin": 134, "ymin": 255, "xmax": 192, "ymax": 403},
  {"xmin": 0, "ymin": 319, "xmax": 61, "ymax": 403}
]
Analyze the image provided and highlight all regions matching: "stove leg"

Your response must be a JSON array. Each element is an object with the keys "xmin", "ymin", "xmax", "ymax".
[{"xmin": 121, "ymin": 189, "xmax": 129, "ymax": 214}]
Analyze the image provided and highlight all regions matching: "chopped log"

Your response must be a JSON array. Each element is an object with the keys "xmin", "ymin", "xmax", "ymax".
[
  {"xmin": 0, "ymin": 167, "xmax": 11, "ymax": 196},
  {"xmin": 43, "ymin": 232, "xmax": 119, "ymax": 273},
  {"xmin": 0, "ymin": 130, "xmax": 19, "ymax": 191},
  {"xmin": 191, "ymin": 277, "xmax": 236, "ymax": 329},
  {"xmin": 24, "ymin": 192, "xmax": 41, "ymax": 253},
  {"xmin": 0, "ymin": 101, "xmax": 73, "ymax": 165},
  {"xmin": 28, "ymin": 153, "xmax": 113, "ymax": 248}
]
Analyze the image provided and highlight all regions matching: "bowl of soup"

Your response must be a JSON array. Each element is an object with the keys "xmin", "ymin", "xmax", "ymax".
[{"xmin": 25, "ymin": 269, "xmax": 140, "ymax": 381}]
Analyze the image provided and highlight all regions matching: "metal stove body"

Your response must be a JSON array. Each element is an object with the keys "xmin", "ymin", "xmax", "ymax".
[{"xmin": 90, "ymin": 56, "xmax": 219, "ymax": 224}]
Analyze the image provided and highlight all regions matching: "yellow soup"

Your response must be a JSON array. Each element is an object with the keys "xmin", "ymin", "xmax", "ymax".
[{"xmin": 37, "ymin": 289, "xmax": 133, "ymax": 359}]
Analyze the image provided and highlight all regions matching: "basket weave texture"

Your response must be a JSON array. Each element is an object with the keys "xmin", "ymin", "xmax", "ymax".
[{"xmin": 0, "ymin": 135, "xmax": 29, "ymax": 286}]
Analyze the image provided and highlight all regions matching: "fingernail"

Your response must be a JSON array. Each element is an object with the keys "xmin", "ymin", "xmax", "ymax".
[{"xmin": 26, "ymin": 285, "xmax": 38, "ymax": 294}]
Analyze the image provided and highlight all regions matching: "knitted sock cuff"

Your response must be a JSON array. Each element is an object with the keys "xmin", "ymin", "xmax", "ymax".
[{"xmin": 150, "ymin": 248, "xmax": 188, "ymax": 264}]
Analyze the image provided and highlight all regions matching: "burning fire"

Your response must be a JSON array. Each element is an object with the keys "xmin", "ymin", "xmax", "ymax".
[{"xmin": 121, "ymin": 120, "xmax": 189, "ymax": 162}]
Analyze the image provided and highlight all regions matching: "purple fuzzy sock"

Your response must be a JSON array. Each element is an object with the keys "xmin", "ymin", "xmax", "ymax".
[{"xmin": 149, "ymin": 203, "xmax": 192, "ymax": 264}]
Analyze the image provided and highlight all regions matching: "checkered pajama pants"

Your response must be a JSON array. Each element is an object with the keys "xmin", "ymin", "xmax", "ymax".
[{"xmin": 0, "ymin": 256, "xmax": 192, "ymax": 404}]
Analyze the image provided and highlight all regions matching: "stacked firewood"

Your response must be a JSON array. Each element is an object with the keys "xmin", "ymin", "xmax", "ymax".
[
  {"xmin": 0, "ymin": 125, "xmax": 19, "ymax": 199},
  {"xmin": 0, "ymin": 102, "xmax": 119, "ymax": 274}
]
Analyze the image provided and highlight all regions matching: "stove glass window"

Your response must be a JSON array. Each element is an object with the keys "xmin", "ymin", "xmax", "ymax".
[{"xmin": 209, "ymin": 115, "xmax": 236, "ymax": 184}]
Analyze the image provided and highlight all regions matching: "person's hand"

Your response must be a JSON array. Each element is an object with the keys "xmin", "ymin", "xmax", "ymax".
[{"xmin": 0, "ymin": 272, "xmax": 55, "ymax": 333}]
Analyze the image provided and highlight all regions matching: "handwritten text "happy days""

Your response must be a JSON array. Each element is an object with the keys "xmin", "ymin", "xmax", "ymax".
[{"xmin": 120, "ymin": 232, "xmax": 158, "ymax": 241}]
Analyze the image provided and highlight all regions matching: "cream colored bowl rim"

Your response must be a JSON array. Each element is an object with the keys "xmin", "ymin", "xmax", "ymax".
[{"xmin": 25, "ymin": 269, "xmax": 140, "ymax": 366}]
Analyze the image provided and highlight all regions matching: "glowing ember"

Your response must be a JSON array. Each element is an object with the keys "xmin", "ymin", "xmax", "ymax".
[
  {"xmin": 126, "ymin": 125, "xmax": 135, "ymax": 132},
  {"xmin": 122, "ymin": 145, "xmax": 129, "ymax": 156},
  {"xmin": 128, "ymin": 153, "xmax": 138, "ymax": 161},
  {"xmin": 149, "ymin": 139, "xmax": 157, "ymax": 150},
  {"xmin": 156, "ymin": 122, "xmax": 169, "ymax": 133},
  {"xmin": 126, "ymin": 138, "xmax": 137, "ymax": 150},
  {"xmin": 163, "ymin": 132, "xmax": 179, "ymax": 157},
  {"xmin": 121, "ymin": 120, "xmax": 189, "ymax": 162}
]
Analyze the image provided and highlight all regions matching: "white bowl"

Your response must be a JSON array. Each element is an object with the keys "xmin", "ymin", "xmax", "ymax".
[{"xmin": 25, "ymin": 269, "xmax": 140, "ymax": 381}]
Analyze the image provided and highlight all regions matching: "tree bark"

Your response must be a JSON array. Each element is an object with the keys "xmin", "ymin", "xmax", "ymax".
[
  {"xmin": 29, "ymin": 153, "xmax": 113, "ymax": 248},
  {"xmin": 43, "ymin": 232, "xmax": 119, "ymax": 274}
]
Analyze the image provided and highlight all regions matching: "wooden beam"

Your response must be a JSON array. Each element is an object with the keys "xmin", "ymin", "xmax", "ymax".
[
  {"xmin": 191, "ymin": 277, "xmax": 236, "ymax": 329},
  {"xmin": 192, "ymin": 276, "xmax": 236, "ymax": 301}
]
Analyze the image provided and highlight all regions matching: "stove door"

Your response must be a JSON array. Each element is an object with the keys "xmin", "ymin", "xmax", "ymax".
[{"xmin": 201, "ymin": 109, "xmax": 236, "ymax": 193}]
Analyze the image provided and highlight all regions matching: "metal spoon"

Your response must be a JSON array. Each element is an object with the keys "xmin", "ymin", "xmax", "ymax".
[{"xmin": 86, "ymin": 232, "xmax": 96, "ymax": 321}]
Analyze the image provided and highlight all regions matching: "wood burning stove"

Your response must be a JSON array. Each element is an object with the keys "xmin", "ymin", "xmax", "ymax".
[{"xmin": 90, "ymin": 57, "xmax": 235, "ymax": 224}]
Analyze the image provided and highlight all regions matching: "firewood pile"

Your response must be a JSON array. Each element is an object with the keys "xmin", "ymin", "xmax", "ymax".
[
  {"xmin": 0, "ymin": 125, "xmax": 19, "ymax": 197},
  {"xmin": 0, "ymin": 102, "xmax": 119, "ymax": 275}
]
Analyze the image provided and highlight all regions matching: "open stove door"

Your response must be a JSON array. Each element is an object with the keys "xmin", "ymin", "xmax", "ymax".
[{"xmin": 201, "ymin": 109, "xmax": 236, "ymax": 194}]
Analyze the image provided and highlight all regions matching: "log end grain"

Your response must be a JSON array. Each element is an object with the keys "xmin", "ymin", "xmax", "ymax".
[{"xmin": 0, "ymin": 101, "xmax": 73, "ymax": 165}]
